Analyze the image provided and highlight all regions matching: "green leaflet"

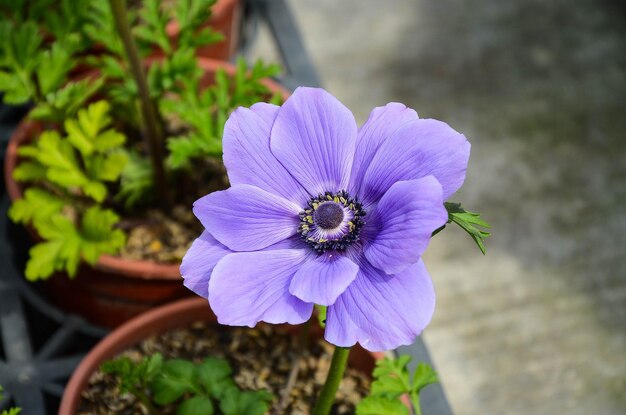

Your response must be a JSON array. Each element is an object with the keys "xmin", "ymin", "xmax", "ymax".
[
  {"xmin": 195, "ymin": 358, "xmax": 235, "ymax": 399},
  {"xmin": 152, "ymin": 360, "xmax": 198, "ymax": 405},
  {"xmin": 116, "ymin": 150, "xmax": 154, "ymax": 209},
  {"xmin": 356, "ymin": 396, "xmax": 409, "ymax": 415},
  {"xmin": 30, "ymin": 78, "xmax": 104, "ymax": 123},
  {"xmin": 177, "ymin": 396, "xmax": 214, "ymax": 415},
  {"xmin": 24, "ymin": 207, "xmax": 126, "ymax": 280},
  {"xmin": 8, "ymin": 188, "xmax": 64, "ymax": 228},
  {"xmin": 437, "ymin": 202, "xmax": 491, "ymax": 254},
  {"xmin": 356, "ymin": 356, "xmax": 439, "ymax": 415},
  {"xmin": 219, "ymin": 388, "xmax": 273, "ymax": 415}
]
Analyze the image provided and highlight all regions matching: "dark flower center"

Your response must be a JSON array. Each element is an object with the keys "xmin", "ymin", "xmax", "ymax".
[
  {"xmin": 314, "ymin": 202, "xmax": 345, "ymax": 229},
  {"xmin": 298, "ymin": 191, "xmax": 366, "ymax": 254}
]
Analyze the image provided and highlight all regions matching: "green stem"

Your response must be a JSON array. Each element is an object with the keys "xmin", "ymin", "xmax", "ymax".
[
  {"xmin": 312, "ymin": 346, "xmax": 351, "ymax": 415},
  {"xmin": 410, "ymin": 391, "xmax": 422, "ymax": 415},
  {"xmin": 109, "ymin": 0, "xmax": 169, "ymax": 209}
]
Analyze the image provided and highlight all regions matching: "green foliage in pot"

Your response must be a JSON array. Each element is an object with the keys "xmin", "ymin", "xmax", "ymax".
[
  {"xmin": 356, "ymin": 356, "xmax": 439, "ymax": 415},
  {"xmin": 2, "ymin": 0, "xmax": 282, "ymax": 280},
  {"xmin": 101, "ymin": 353, "xmax": 273, "ymax": 415}
]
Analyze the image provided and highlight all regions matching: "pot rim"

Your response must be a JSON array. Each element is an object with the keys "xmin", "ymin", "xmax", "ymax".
[{"xmin": 4, "ymin": 57, "xmax": 290, "ymax": 280}]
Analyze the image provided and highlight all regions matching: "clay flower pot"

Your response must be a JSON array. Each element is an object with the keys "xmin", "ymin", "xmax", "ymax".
[
  {"xmin": 59, "ymin": 297, "xmax": 386, "ymax": 414},
  {"xmin": 166, "ymin": 0, "xmax": 242, "ymax": 60},
  {"xmin": 4, "ymin": 57, "xmax": 289, "ymax": 328}
]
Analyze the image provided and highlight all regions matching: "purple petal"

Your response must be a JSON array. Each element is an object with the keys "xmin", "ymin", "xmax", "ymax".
[
  {"xmin": 180, "ymin": 231, "xmax": 231, "ymax": 298},
  {"xmin": 194, "ymin": 184, "xmax": 301, "ymax": 251},
  {"xmin": 223, "ymin": 103, "xmax": 310, "ymax": 205},
  {"xmin": 208, "ymin": 249, "xmax": 314, "ymax": 326},
  {"xmin": 271, "ymin": 87, "xmax": 357, "ymax": 194},
  {"xmin": 325, "ymin": 259, "xmax": 436, "ymax": 352},
  {"xmin": 349, "ymin": 103, "xmax": 418, "ymax": 196},
  {"xmin": 289, "ymin": 254, "xmax": 359, "ymax": 306},
  {"xmin": 364, "ymin": 176, "xmax": 447, "ymax": 275},
  {"xmin": 358, "ymin": 118, "xmax": 470, "ymax": 204}
]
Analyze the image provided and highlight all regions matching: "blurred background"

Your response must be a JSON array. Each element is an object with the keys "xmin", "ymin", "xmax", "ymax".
[{"xmin": 248, "ymin": 1, "xmax": 626, "ymax": 414}]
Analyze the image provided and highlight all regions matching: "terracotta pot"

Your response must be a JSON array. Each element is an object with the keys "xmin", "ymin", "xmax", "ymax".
[
  {"xmin": 166, "ymin": 0, "xmax": 242, "ymax": 60},
  {"xmin": 4, "ymin": 57, "xmax": 290, "ymax": 328},
  {"xmin": 59, "ymin": 297, "xmax": 386, "ymax": 415}
]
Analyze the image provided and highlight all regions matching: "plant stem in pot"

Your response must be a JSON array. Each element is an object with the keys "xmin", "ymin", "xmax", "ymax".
[{"xmin": 110, "ymin": 0, "xmax": 170, "ymax": 209}]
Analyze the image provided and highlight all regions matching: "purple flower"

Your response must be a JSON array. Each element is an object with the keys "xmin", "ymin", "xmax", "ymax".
[{"xmin": 181, "ymin": 87, "xmax": 470, "ymax": 352}]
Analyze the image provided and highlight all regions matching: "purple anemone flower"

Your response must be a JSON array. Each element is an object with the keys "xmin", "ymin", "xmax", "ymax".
[{"xmin": 181, "ymin": 87, "xmax": 470, "ymax": 352}]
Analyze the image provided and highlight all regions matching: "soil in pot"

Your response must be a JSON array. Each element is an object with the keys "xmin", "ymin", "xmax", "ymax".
[{"xmin": 79, "ymin": 322, "xmax": 371, "ymax": 414}]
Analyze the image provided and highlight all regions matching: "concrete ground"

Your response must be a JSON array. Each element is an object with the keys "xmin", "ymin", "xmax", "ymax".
[{"xmin": 250, "ymin": 1, "xmax": 626, "ymax": 414}]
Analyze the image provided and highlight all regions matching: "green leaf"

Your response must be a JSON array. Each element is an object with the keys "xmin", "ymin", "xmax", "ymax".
[
  {"xmin": 145, "ymin": 353, "xmax": 165, "ymax": 380},
  {"xmin": 443, "ymin": 202, "xmax": 491, "ymax": 254},
  {"xmin": 36, "ymin": 37, "xmax": 80, "ymax": 95},
  {"xmin": 23, "ymin": 101, "xmax": 127, "ymax": 202},
  {"xmin": 23, "ymin": 206, "xmax": 125, "ymax": 280},
  {"xmin": 93, "ymin": 129, "xmax": 126, "ymax": 152},
  {"xmin": 89, "ymin": 151, "xmax": 128, "ymax": 182},
  {"xmin": 0, "ymin": 21, "xmax": 42, "ymax": 71},
  {"xmin": 167, "ymin": 134, "xmax": 221, "ymax": 169},
  {"xmin": 36, "ymin": 130, "xmax": 89, "ymax": 187},
  {"xmin": 82, "ymin": 181, "xmax": 107, "ymax": 202},
  {"xmin": 116, "ymin": 150, "xmax": 154, "ymax": 209},
  {"xmin": 25, "ymin": 239, "xmax": 66, "ymax": 281},
  {"xmin": 0, "ymin": 70, "xmax": 31, "ymax": 104},
  {"xmin": 8, "ymin": 188, "xmax": 64, "ymax": 227},
  {"xmin": 362, "ymin": 356, "xmax": 439, "ymax": 415},
  {"xmin": 12, "ymin": 161, "xmax": 47, "ymax": 182},
  {"xmin": 0, "ymin": 20, "xmax": 80, "ymax": 106},
  {"xmin": 412, "ymin": 363, "xmax": 439, "ymax": 393},
  {"xmin": 80, "ymin": 207, "xmax": 126, "ymax": 264},
  {"xmin": 83, "ymin": 1, "xmax": 125, "ymax": 56},
  {"xmin": 134, "ymin": 0, "xmax": 171, "ymax": 54},
  {"xmin": 152, "ymin": 360, "xmax": 198, "ymax": 405},
  {"xmin": 30, "ymin": 78, "xmax": 104, "ymax": 122},
  {"xmin": 356, "ymin": 396, "xmax": 409, "ymax": 415},
  {"xmin": 177, "ymin": 396, "xmax": 214, "ymax": 415},
  {"xmin": 371, "ymin": 355, "xmax": 411, "ymax": 399},
  {"xmin": 41, "ymin": 0, "xmax": 91, "ymax": 42},
  {"xmin": 220, "ymin": 387, "xmax": 273, "ymax": 415},
  {"xmin": 174, "ymin": 0, "xmax": 217, "ymax": 32},
  {"xmin": 196, "ymin": 358, "xmax": 235, "ymax": 399},
  {"xmin": 102, "ymin": 353, "xmax": 163, "ymax": 395},
  {"xmin": 64, "ymin": 101, "xmax": 115, "ymax": 156}
]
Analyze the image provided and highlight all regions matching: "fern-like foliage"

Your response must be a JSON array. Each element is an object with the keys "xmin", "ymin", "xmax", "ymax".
[
  {"xmin": 15, "ymin": 101, "xmax": 127, "ymax": 202},
  {"xmin": 0, "ymin": 4, "xmax": 102, "ymax": 122},
  {"xmin": 0, "ymin": 18, "xmax": 95, "ymax": 118},
  {"xmin": 164, "ymin": 57, "xmax": 282, "ymax": 170},
  {"xmin": 8, "ymin": 101, "xmax": 127, "ymax": 280}
]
